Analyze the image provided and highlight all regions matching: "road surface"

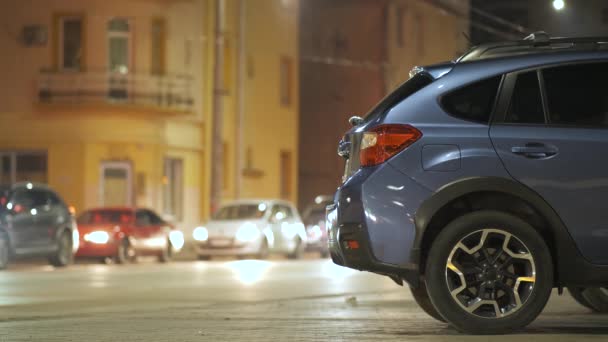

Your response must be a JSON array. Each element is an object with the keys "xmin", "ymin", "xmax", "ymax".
[{"xmin": 1, "ymin": 256, "xmax": 607, "ymax": 341}]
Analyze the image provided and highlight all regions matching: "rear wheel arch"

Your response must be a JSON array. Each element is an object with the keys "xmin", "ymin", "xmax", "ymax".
[{"xmin": 414, "ymin": 177, "xmax": 570, "ymax": 282}]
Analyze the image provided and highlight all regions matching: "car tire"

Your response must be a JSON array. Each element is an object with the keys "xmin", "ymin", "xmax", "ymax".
[
  {"xmin": 158, "ymin": 240, "xmax": 172, "ymax": 263},
  {"xmin": 425, "ymin": 211, "xmax": 553, "ymax": 334},
  {"xmin": 580, "ymin": 288, "xmax": 608, "ymax": 313},
  {"xmin": 49, "ymin": 231, "xmax": 73, "ymax": 267},
  {"xmin": 256, "ymin": 239, "xmax": 269, "ymax": 260},
  {"xmin": 287, "ymin": 237, "xmax": 303, "ymax": 260},
  {"xmin": 0, "ymin": 233, "xmax": 9, "ymax": 270},
  {"xmin": 568, "ymin": 287, "xmax": 596, "ymax": 311},
  {"xmin": 410, "ymin": 283, "xmax": 446, "ymax": 322},
  {"xmin": 115, "ymin": 238, "xmax": 133, "ymax": 264}
]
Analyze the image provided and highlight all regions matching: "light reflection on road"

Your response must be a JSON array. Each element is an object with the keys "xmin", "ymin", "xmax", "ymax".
[
  {"xmin": 225, "ymin": 260, "xmax": 273, "ymax": 285},
  {"xmin": 321, "ymin": 259, "xmax": 357, "ymax": 282}
]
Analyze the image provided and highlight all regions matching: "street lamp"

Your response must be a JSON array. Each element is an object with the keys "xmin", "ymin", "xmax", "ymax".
[{"xmin": 553, "ymin": 0, "xmax": 565, "ymax": 11}]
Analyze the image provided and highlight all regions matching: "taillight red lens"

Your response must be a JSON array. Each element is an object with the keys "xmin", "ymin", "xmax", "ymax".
[{"xmin": 359, "ymin": 124, "xmax": 422, "ymax": 167}]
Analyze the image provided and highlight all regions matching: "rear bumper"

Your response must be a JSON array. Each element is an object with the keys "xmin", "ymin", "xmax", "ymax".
[
  {"xmin": 327, "ymin": 163, "xmax": 432, "ymax": 287},
  {"xmin": 75, "ymin": 241, "xmax": 119, "ymax": 257},
  {"xmin": 195, "ymin": 239, "xmax": 262, "ymax": 256}
]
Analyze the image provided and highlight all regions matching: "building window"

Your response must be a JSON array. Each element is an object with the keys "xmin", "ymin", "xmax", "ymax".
[
  {"xmin": 58, "ymin": 16, "xmax": 83, "ymax": 70},
  {"xmin": 396, "ymin": 7, "xmax": 405, "ymax": 48},
  {"xmin": 280, "ymin": 56, "xmax": 293, "ymax": 107},
  {"xmin": 108, "ymin": 18, "xmax": 131, "ymax": 74},
  {"xmin": 163, "ymin": 157, "xmax": 183, "ymax": 221},
  {"xmin": 280, "ymin": 150, "xmax": 292, "ymax": 200},
  {"xmin": 0, "ymin": 152, "xmax": 48, "ymax": 185},
  {"xmin": 151, "ymin": 18, "xmax": 166, "ymax": 75}
]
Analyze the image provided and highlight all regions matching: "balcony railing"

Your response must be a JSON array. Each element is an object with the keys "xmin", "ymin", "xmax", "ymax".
[{"xmin": 37, "ymin": 70, "xmax": 194, "ymax": 113}]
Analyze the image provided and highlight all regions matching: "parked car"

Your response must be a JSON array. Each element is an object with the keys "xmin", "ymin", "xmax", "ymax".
[
  {"xmin": 75, "ymin": 207, "xmax": 183, "ymax": 263},
  {"xmin": 0, "ymin": 182, "xmax": 78, "ymax": 269},
  {"xmin": 301, "ymin": 195, "xmax": 333, "ymax": 257},
  {"xmin": 327, "ymin": 33, "xmax": 608, "ymax": 334},
  {"xmin": 193, "ymin": 199, "xmax": 306, "ymax": 259}
]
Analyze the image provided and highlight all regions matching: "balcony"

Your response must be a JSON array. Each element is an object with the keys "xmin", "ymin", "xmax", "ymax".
[{"xmin": 37, "ymin": 70, "xmax": 194, "ymax": 115}]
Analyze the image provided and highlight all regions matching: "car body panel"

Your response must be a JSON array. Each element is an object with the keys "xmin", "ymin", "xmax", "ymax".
[
  {"xmin": 195, "ymin": 199, "xmax": 305, "ymax": 257},
  {"xmin": 75, "ymin": 207, "xmax": 174, "ymax": 258},
  {"xmin": 328, "ymin": 46, "xmax": 608, "ymax": 288},
  {"xmin": 0, "ymin": 183, "xmax": 76, "ymax": 258}
]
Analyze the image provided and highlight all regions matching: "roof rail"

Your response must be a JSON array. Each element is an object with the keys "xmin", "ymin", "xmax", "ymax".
[
  {"xmin": 458, "ymin": 33, "xmax": 608, "ymax": 62},
  {"xmin": 524, "ymin": 31, "xmax": 550, "ymax": 44}
]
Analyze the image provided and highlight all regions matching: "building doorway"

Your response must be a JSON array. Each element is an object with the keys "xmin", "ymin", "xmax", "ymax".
[{"xmin": 100, "ymin": 161, "xmax": 133, "ymax": 206}]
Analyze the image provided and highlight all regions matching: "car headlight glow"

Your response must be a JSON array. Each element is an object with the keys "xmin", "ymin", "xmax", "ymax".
[
  {"xmin": 193, "ymin": 227, "xmax": 209, "ymax": 241},
  {"xmin": 169, "ymin": 230, "xmax": 185, "ymax": 250},
  {"xmin": 235, "ymin": 223, "xmax": 260, "ymax": 243},
  {"xmin": 84, "ymin": 231, "xmax": 110, "ymax": 244},
  {"xmin": 281, "ymin": 222, "xmax": 298, "ymax": 239}
]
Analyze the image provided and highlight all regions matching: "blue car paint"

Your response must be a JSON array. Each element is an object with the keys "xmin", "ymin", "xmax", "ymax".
[{"xmin": 331, "ymin": 49, "xmax": 608, "ymax": 270}]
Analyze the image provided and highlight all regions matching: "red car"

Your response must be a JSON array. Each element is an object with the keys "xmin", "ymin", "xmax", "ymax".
[{"xmin": 75, "ymin": 207, "xmax": 183, "ymax": 263}]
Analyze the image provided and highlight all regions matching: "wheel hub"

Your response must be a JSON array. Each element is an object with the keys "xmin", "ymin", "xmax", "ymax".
[{"xmin": 445, "ymin": 229, "xmax": 536, "ymax": 318}]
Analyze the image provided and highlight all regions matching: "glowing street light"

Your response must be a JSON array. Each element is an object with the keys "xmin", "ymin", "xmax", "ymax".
[{"xmin": 553, "ymin": 0, "xmax": 565, "ymax": 11}]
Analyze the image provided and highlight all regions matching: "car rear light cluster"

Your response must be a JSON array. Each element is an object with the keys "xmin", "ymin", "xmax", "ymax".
[{"xmin": 359, "ymin": 124, "xmax": 422, "ymax": 167}]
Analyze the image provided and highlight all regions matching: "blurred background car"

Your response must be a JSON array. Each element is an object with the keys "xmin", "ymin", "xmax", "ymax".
[
  {"xmin": 301, "ymin": 195, "xmax": 333, "ymax": 258},
  {"xmin": 193, "ymin": 199, "xmax": 306, "ymax": 260},
  {"xmin": 0, "ymin": 182, "xmax": 78, "ymax": 269},
  {"xmin": 75, "ymin": 207, "xmax": 184, "ymax": 264}
]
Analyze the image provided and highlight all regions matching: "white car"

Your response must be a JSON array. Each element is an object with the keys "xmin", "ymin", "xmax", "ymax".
[{"xmin": 193, "ymin": 199, "xmax": 307, "ymax": 259}]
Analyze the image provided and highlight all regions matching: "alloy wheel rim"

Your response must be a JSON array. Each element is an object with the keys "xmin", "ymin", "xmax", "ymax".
[{"xmin": 445, "ymin": 228, "xmax": 536, "ymax": 318}]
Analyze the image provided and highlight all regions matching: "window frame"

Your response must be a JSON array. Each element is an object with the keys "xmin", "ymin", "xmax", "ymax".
[
  {"xmin": 501, "ymin": 70, "xmax": 548, "ymax": 125},
  {"xmin": 57, "ymin": 15, "xmax": 84, "ymax": 72},
  {"xmin": 492, "ymin": 59, "xmax": 608, "ymax": 130}
]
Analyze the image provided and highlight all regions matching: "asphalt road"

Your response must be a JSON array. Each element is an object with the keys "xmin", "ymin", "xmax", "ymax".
[{"xmin": 1, "ymin": 256, "xmax": 608, "ymax": 341}]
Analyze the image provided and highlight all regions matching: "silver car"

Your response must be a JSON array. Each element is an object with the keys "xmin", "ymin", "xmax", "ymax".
[{"xmin": 193, "ymin": 199, "xmax": 306, "ymax": 259}]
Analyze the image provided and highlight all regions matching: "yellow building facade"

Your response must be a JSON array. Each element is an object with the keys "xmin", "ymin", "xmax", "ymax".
[{"xmin": 0, "ymin": 0, "xmax": 299, "ymax": 239}]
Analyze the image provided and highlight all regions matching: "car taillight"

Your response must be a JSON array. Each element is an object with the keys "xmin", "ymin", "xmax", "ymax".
[{"xmin": 359, "ymin": 124, "xmax": 422, "ymax": 167}]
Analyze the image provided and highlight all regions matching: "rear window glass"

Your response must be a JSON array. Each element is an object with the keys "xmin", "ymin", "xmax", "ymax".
[
  {"xmin": 78, "ymin": 210, "xmax": 132, "ymax": 224},
  {"xmin": 543, "ymin": 63, "xmax": 608, "ymax": 127},
  {"xmin": 213, "ymin": 204, "xmax": 267, "ymax": 220},
  {"xmin": 442, "ymin": 76, "xmax": 502, "ymax": 123},
  {"xmin": 363, "ymin": 73, "xmax": 434, "ymax": 123}
]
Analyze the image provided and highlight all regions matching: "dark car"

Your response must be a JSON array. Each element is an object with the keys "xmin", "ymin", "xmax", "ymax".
[
  {"xmin": 0, "ymin": 182, "xmax": 78, "ymax": 269},
  {"xmin": 302, "ymin": 195, "xmax": 333, "ymax": 257},
  {"xmin": 327, "ymin": 33, "xmax": 608, "ymax": 334},
  {"xmin": 75, "ymin": 207, "xmax": 184, "ymax": 263}
]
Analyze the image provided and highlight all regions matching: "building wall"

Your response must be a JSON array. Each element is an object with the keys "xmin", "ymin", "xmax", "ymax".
[
  {"xmin": 298, "ymin": 0, "xmax": 469, "ymax": 209},
  {"xmin": 0, "ymin": 0, "xmax": 206, "ymax": 238},
  {"xmin": 206, "ymin": 0, "xmax": 300, "ymax": 208}
]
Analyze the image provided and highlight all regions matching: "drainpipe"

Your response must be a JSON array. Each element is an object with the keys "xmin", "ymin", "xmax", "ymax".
[
  {"xmin": 235, "ymin": 0, "xmax": 246, "ymax": 198},
  {"xmin": 210, "ymin": 0, "xmax": 225, "ymax": 213}
]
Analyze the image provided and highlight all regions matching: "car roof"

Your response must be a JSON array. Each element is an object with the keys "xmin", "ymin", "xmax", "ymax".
[
  {"xmin": 82, "ymin": 207, "xmax": 157, "ymax": 213},
  {"xmin": 221, "ymin": 198, "xmax": 296, "ymax": 208},
  {"xmin": 2, "ymin": 182, "xmax": 52, "ymax": 191},
  {"xmin": 457, "ymin": 33, "xmax": 608, "ymax": 64}
]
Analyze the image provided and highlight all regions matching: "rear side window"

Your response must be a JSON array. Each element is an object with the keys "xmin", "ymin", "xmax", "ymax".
[
  {"xmin": 364, "ymin": 73, "xmax": 434, "ymax": 123},
  {"xmin": 442, "ymin": 76, "xmax": 502, "ymax": 123},
  {"xmin": 543, "ymin": 63, "xmax": 608, "ymax": 127},
  {"xmin": 506, "ymin": 71, "xmax": 545, "ymax": 124}
]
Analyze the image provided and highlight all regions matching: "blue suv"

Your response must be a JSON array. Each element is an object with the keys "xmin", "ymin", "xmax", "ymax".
[{"xmin": 327, "ymin": 33, "xmax": 608, "ymax": 334}]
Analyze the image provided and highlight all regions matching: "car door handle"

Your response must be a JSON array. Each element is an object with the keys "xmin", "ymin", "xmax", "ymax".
[{"xmin": 511, "ymin": 143, "xmax": 558, "ymax": 159}]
